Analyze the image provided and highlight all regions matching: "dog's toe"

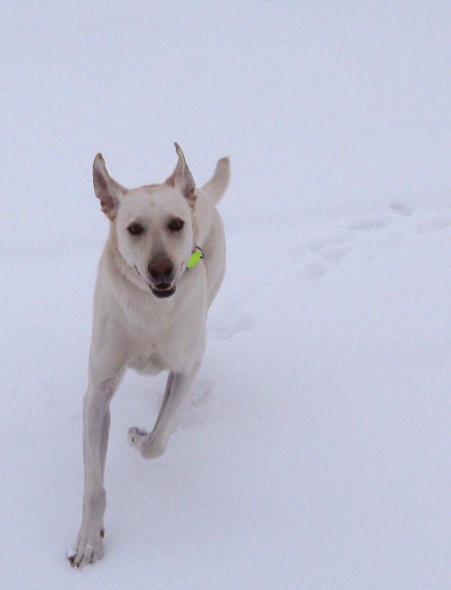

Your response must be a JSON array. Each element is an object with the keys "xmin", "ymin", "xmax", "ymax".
[
  {"xmin": 128, "ymin": 426, "xmax": 148, "ymax": 448},
  {"xmin": 68, "ymin": 526, "xmax": 104, "ymax": 568}
]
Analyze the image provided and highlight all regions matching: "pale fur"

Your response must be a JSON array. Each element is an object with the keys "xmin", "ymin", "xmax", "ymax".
[{"xmin": 69, "ymin": 145, "xmax": 229, "ymax": 568}]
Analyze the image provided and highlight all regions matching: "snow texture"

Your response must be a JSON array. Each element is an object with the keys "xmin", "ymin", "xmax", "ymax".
[{"xmin": 0, "ymin": 2, "xmax": 450, "ymax": 589}]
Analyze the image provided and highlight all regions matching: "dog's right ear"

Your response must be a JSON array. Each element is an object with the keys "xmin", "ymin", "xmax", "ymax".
[{"xmin": 93, "ymin": 154, "xmax": 127, "ymax": 220}]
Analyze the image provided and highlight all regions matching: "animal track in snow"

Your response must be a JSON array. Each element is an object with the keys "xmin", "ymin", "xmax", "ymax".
[
  {"xmin": 300, "ymin": 208, "xmax": 404, "ymax": 279},
  {"xmin": 319, "ymin": 244, "xmax": 350, "ymax": 264},
  {"xmin": 210, "ymin": 311, "xmax": 255, "ymax": 341},
  {"xmin": 300, "ymin": 233, "xmax": 352, "ymax": 279},
  {"xmin": 307, "ymin": 234, "xmax": 347, "ymax": 252},
  {"xmin": 298, "ymin": 202, "xmax": 450, "ymax": 282},
  {"xmin": 347, "ymin": 217, "xmax": 388, "ymax": 231},
  {"xmin": 301, "ymin": 260, "xmax": 329, "ymax": 279},
  {"xmin": 174, "ymin": 378, "xmax": 214, "ymax": 432},
  {"xmin": 412, "ymin": 217, "xmax": 451, "ymax": 233},
  {"xmin": 389, "ymin": 200, "xmax": 414, "ymax": 217}
]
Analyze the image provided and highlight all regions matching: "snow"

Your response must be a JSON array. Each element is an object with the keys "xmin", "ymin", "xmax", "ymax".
[{"xmin": 0, "ymin": 2, "xmax": 450, "ymax": 589}]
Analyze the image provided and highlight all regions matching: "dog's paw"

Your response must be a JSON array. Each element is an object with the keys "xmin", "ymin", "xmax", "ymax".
[
  {"xmin": 68, "ymin": 524, "xmax": 105, "ymax": 568},
  {"xmin": 128, "ymin": 427, "xmax": 166, "ymax": 459},
  {"xmin": 128, "ymin": 426, "xmax": 148, "ymax": 448}
]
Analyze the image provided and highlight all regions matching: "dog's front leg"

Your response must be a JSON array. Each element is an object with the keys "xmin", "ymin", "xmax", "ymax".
[
  {"xmin": 69, "ymin": 370, "xmax": 123, "ymax": 568},
  {"xmin": 129, "ymin": 363, "xmax": 200, "ymax": 459}
]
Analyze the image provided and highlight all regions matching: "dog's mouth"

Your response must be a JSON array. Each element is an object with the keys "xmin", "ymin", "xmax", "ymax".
[{"xmin": 150, "ymin": 282, "xmax": 176, "ymax": 299}]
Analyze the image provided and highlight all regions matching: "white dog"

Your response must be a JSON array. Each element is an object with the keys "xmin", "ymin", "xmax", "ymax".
[{"xmin": 69, "ymin": 144, "xmax": 229, "ymax": 567}]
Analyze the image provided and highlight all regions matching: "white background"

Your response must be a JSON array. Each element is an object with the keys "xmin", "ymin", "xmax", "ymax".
[{"xmin": 1, "ymin": 2, "xmax": 450, "ymax": 588}]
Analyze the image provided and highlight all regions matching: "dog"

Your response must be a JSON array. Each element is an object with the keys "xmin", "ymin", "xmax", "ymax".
[{"xmin": 69, "ymin": 144, "xmax": 230, "ymax": 567}]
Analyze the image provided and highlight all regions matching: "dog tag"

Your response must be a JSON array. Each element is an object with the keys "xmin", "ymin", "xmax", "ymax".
[{"xmin": 188, "ymin": 248, "xmax": 203, "ymax": 269}]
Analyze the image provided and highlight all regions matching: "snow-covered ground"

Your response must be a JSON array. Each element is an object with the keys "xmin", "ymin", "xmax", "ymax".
[{"xmin": 1, "ymin": 2, "xmax": 450, "ymax": 589}]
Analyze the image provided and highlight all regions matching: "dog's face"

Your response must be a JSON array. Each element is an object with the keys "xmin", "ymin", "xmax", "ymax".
[
  {"xmin": 93, "ymin": 144, "xmax": 196, "ymax": 299},
  {"xmin": 115, "ymin": 185, "xmax": 194, "ymax": 298}
]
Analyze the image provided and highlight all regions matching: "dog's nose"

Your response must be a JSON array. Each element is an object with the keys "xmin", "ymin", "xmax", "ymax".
[{"xmin": 148, "ymin": 255, "xmax": 174, "ymax": 283}]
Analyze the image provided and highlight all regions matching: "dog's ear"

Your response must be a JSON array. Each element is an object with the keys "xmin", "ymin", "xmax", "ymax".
[
  {"xmin": 93, "ymin": 154, "xmax": 127, "ymax": 220},
  {"xmin": 165, "ymin": 143, "xmax": 196, "ymax": 208}
]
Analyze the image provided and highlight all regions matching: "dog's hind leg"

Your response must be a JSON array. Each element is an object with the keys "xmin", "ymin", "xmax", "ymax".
[{"xmin": 128, "ymin": 364, "xmax": 199, "ymax": 459}]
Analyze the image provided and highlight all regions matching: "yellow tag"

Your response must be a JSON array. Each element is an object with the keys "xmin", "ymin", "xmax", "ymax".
[{"xmin": 188, "ymin": 248, "xmax": 203, "ymax": 269}]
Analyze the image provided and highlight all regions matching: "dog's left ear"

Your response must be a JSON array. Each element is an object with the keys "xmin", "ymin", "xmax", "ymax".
[
  {"xmin": 93, "ymin": 154, "xmax": 127, "ymax": 220},
  {"xmin": 165, "ymin": 142, "xmax": 196, "ymax": 208}
]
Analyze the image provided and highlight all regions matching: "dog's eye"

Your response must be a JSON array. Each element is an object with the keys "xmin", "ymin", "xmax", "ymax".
[
  {"xmin": 168, "ymin": 218, "xmax": 184, "ymax": 232},
  {"xmin": 127, "ymin": 223, "xmax": 144, "ymax": 236}
]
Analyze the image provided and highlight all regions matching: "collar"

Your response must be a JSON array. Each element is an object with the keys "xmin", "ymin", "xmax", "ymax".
[{"xmin": 188, "ymin": 246, "xmax": 204, "ymax": 269}]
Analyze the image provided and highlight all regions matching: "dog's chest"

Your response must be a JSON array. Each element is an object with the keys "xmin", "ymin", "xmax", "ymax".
[
  {"xmin": 128, "ymin": 351, "xmax": 165, "ymax": 375},
  {"xmin": 128, "ymin": 326, "xmax": 205, "ymax": 374},
  {"xmin": 125, "ymin": 290, "xmax": 206, "ymax": 374}
]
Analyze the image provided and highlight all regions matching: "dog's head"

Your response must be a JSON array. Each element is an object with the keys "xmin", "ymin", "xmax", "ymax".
[{"xmin": 93, "ymin": 144, "xmax": 196, "ymax": 299}]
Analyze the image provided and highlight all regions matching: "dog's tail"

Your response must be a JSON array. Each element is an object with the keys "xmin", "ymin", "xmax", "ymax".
[{"xmin": 201, "ymin": 157, "xmax": 230, "ymax": 204}]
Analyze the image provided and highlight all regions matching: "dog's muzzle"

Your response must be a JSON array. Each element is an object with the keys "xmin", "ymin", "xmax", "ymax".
[{"xmin": 147, "ymin": 255, "xmax": 176, "ymax": 298}]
